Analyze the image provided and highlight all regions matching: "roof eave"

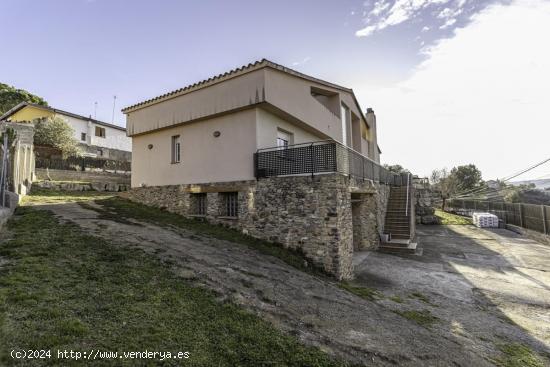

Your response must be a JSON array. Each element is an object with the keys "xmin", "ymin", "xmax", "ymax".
[{"xmin": 121, "ymin": 58, "xmax": 356, "ymax": 114}]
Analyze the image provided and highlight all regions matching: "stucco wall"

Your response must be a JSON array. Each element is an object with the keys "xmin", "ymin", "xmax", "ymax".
[
  {"xmin": 126, "ymin": 68, "xmax": 266, "ymax": 136},
  {"xmin": 59, "ymin": 114, "xmax": 131, "ymax": 152},
  {"xmin": 124, "ymin": 64, "xmax": 379, "ymax": 162},
  {"xmin": 9, "ymin": 105, "xmax": 54, "ymax": 122},
  {"xmin": 131, "ymin": 108, "xmax": 257, "ymax": 187},
  {"xmin": 255, "ymin": 108, "xmax": 322, "ymax": 149},
  {"xmin": 61, "ymin": 114, "xmax": 90, "ymax": 144},
  {"xmin": 89, "ymin": 123, "xmax": 131, "ymax": 152}
]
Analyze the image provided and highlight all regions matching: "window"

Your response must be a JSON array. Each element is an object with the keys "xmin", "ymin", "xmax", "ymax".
[
  {"xmin": 171, "ymin": 135, "xmax": 181, "ymax": 163},
  {"xmin": 97, "ymin": 149, "xmax": 103, "ymax": 157},
  {"xmin": 95, "ymin": 126, "xmax": 106, "ymax": 138},
  {"xmin": 277, "ymin": 129, "xmax": 292, "ymax": 148},
  {"xmin": 81, "ymin": 132, "xmax": 87, "ymax": 142},
  {"xmin": 192, "ymin": 193, "xmax": 207, "ymax": 215},
  {"xmin": 221, "ymin": 192, "xmax": 238, "ymax": 217}
]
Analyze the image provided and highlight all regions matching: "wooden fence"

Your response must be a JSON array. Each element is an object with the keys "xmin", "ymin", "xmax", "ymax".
[{"xmin": 447, "ymin": 199, "xmax": 550, "ymax": 235}]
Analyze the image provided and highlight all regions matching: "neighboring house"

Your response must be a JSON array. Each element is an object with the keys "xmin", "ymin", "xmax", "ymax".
[
  {"xmin": 0, "ymin": 102, "xmax": 132, "ymax": 161},
  {"xmin": 123, "ymin": 59, "xmax": 413, "ymax": 280}
]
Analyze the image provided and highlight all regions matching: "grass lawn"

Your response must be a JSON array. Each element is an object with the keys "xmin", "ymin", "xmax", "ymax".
[
  {"xmin": 0, "ymin": 203, "xmax": 350, "ymax": 366},
  {"xmin": 21, "ymin": 188, "xmax": 114, "ymax": 205},
  {"xmin": 434, "ymin": 209, "xmax": 473, "ymax": 225}
]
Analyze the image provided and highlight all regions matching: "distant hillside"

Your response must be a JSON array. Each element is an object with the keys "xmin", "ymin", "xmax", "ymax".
[{"xmin": 511, "ymin": 179, "xmax": 550, "ymax": 190}]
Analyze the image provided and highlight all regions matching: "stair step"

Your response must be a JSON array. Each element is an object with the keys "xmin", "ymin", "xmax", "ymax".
[
  {"xmin": 379, "ymin": 239, "xmax": 410, "ymax": 247},
  {"xmin": 378, "ymin": 242, "xmax": 417, "ymax": 254},
  {"xmin": 384, "ymin": 234, "xmax": 411, "ymax": 240},
  {"xmin": 385, "ymin": 230, "xmax": 411, "ymax": 234}
]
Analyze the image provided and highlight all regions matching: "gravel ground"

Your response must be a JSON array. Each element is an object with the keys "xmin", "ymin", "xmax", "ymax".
[{"xmin": 34, "ymin": 201, "xmax": 550, "ymax": 366}]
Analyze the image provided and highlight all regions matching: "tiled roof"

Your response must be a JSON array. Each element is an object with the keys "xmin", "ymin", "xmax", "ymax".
[
  {"xmin": 0, "ymin": 102, "xmax": 126, "ymax": 131},
  {"xmin": 121, "ymin": 59, "xmax": 354, "ymax": 113}
]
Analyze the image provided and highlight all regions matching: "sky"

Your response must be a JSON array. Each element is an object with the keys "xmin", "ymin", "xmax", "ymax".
[{"xmin": 1, "ymin": 0, "xmax": 549, "ymax": 180}]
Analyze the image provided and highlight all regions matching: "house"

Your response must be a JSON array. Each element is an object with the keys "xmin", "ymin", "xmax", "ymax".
[
  {"xmin": 0, "ymin": 102, "xmax": 132, "ymax": 161},
  {"xmin": 122, "ymin": 59, "xmax": 413, "ymax": 280}
]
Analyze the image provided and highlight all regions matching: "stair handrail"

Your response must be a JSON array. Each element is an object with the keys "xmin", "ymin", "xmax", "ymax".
[{"xmin": 405, "ymin": 173, "xmax": 411, "ymax": 217}]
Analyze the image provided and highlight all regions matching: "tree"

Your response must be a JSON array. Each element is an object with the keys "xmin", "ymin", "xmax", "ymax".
[
  {"xmin": 0, "ymin": 83, "xmax": 47, "ymax": 115},
  {"xmin": 430, "ymin": 168, "xmax": 459, "ymax": 210},
  {"xmin": 383, "ymin": 164, "xmax": 409, "ymax": 174},
  {"xmin": 33, "ymin": 116, "xmax": 81, "ymax": 157},
  {"xmin": 430, "ymin": 164, "xmax": 483, "ymax": 210},
  {"xmin": 450, "ymin": 164, "xmax": 483, "ymax": 192}
]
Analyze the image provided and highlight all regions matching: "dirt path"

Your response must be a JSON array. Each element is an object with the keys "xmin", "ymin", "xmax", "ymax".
[{"xmin": 37, "ymin": 201, "xmax": 496, "ymax": 366}]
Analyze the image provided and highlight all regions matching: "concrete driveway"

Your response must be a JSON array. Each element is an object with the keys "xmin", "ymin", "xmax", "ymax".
[{"xmin": 354, "ymin": 224, "xmax": 550, "ymax": 363}]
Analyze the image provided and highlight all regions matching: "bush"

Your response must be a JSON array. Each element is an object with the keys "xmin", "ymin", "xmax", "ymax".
[{"xmin": 34, "ymin": 116, "xmax": 81, "ymax": 158}]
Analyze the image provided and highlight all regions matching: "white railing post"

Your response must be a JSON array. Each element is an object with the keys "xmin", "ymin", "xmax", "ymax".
[
  {"xmin": 541, "ymin": 205, "xmax": 547, "ymax": 235},
  {"xmin": 405, "ymin": 173, "xmax": 411, "ymax": 217}
]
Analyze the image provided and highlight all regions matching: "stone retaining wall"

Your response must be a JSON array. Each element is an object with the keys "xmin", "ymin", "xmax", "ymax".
[
  {"xmin": 126, "ymin": 174, "xmax": 389, "ymax": 279},
  {"xmin": 35, "ymin": 181, "xmax": 128, "ymax": 192}
]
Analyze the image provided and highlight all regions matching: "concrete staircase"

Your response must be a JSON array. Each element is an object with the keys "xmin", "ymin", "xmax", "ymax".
[{"xmin": 379, "ymin": 186, "xmax": 417, "ymax": 254}]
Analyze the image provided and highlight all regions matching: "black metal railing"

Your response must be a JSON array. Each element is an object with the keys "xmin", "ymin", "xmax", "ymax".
[
  {"xmin": 35, "ymin": 156, "xmax": 131, "ymax": 172},
  {"xmin": 254, "ymin": 140, "xmax": 406, "ymax": 186}
]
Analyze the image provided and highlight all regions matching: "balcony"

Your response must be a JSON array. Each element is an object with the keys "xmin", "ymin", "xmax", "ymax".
[{"xmin": 254, "ymin": 140, "xmax": 406, "ymax": 186}]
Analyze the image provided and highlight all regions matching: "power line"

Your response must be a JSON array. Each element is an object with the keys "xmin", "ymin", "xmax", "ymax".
[
  {"xmin": 450, "ymin": 157, "xmax": 550, "ymax": 200},
  {"xmin": 430, "ymin": 158, "xmax": 550, "ymax": 209},
  {"xmin": 501, "ymin": 157, "xmax": 550, "ymax": 182}
]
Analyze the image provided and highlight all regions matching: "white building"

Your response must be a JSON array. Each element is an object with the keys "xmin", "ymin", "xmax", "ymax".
[{"xmin": 0, "ymin": 102, "xmax": 131, "ymax": 161}]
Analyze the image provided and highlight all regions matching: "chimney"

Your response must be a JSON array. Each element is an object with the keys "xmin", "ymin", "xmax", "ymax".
[{"xmin": 365, "ymin": 108, "xmax": 379, "ymax": 162}]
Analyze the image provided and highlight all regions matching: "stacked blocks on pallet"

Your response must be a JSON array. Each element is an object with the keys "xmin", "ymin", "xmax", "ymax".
[{"xmin": 472, "ymin": 212, "xmax": 499, "ymax": 228}]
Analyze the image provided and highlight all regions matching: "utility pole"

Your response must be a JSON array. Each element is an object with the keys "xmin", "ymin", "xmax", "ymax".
[
  {"xmin": 111, "ymin": 95, "xmax": 117, "ymax": 124},
  {"xmin": 94, "ymin": 102, "xmax": 98, "ymax": 119}
]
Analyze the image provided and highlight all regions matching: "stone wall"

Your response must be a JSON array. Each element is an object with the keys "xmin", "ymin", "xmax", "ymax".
[
  {"xmin": 126, "ymin": 174, "xmax": 390, "ymax": 280},
  {"xmin": 35, "ymin": 180, "xmax": 128, "ymax": 192},
  {"xmin": 0, "ymin": 121, "xmax": 35, "ymax": 199},
  {"xmin": 79, "ymin": 144, "xmax": 132, "ymax": 162},
  {"xmin": 415, "ymin": 186, "xmax": 438, "ymax": 224}
]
